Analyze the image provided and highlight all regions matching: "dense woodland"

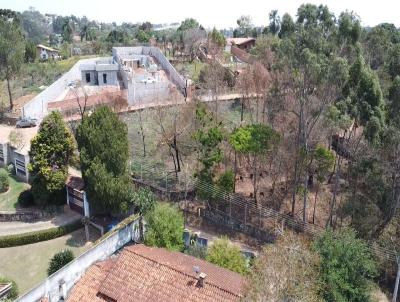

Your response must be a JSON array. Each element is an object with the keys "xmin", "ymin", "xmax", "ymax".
[{"xmin": 2, "ymin": 3, "xmax": 400, "ymax": 301}]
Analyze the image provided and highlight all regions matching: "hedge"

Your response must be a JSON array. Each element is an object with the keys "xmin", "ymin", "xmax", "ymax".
[{"xmin": 0, "ymin": 220, "xmax": 82, "ymax": 248}]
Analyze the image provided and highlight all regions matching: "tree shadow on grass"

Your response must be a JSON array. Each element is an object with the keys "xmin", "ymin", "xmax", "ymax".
[
  {"xmin": 66, "ymin": 229, "xmax": 86, "ymax": 248},
  {"xmin": 66, "ymin": 226, "xmax": 101, "ymax": 248}
]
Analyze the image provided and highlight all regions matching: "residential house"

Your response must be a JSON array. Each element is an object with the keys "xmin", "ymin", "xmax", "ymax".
[
  {"xmin": 80, "ymin": 59, "xmax": 119, "ymax": 86},
  {"xmin": 37, "ymin": 44, "xmax": 60, "ymax": 60},
  {"xmin": 225, "ymin": 38, "xmax": 256, "ymax": 52},
  {"xmin": 0, "ymin": 125, "xmax": 37, "ymax": 182},
  {"xmin": 68, "ymin": 244, "xmax": 245, "ymax": 302}
]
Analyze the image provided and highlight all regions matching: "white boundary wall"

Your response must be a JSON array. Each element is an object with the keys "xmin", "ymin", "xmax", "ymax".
[
  {"xmin": 16, "ymin": 216, "xmax": 140, "ymax": 302},
  {"xmin": 22, "ymin": 57, "xmax": 112, "ymax": 120},
  {"xmin": 113, "ymin": 47, "xmax": 186, "ymax": 105}
]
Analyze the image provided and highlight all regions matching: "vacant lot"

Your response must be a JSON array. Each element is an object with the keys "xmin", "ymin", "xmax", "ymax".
[
  {"xmin": 0, "ymin": 169, "xmax": 30, "ymax": 211},
  {"xmin": 0, "ymin": 227, "xmax": 99, "ymax": 295}
]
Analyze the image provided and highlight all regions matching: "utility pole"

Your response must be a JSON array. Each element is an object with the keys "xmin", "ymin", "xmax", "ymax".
[{"xmin": 393, "ymin": 256, "xmax": 400, "ymax": 302}]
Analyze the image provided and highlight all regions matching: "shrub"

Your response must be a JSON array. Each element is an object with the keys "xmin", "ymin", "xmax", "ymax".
[
  {"xmin": 0, "ymin": 170, "xmax": 9, "ymax": 193},
  {"xmin": 17, "ymin": 189, "xmax": 34, "ymax": 207},
  {"xmin": 0, "ymin": 220, "xmax": 82, "ymax": 248},
  {"xmin": 48, "ymin": 249, "xmax": 74, "ymax": 276},
  {"xmin": 206, "ymin": 237, "xmax": 249, "ymax": 275},
  {"xmin": 144, "ymin": 203, "xmax": 184, "ymax": 251},
  {"xmin": 184, "ymin": 244, "xmax": 208, "ymax": 259},
  {"xmin": 0, "ymin": 276, "xmax": 18, "ymax": 300},
  {"xmin": 7, "ymin": 163, "xmax": 14, "ymax": 175},
  {"xmin": 313, "ymin": 228, "xmax": 377, "ymax": 302}
]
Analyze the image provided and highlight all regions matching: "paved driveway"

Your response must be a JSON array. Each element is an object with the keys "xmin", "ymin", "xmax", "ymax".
[{"xmin": 0, "ymin": 208, "xmax": 82, "ymax": 236}]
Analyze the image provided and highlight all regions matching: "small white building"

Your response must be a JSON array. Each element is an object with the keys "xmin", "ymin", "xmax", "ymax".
[
  {"xmin": 0, "ymin": 125, "xmax": 38, "ymax": 182},
  {"xmin": 37, "ymin": 44, "xmax": 60, "ymax": 61}
]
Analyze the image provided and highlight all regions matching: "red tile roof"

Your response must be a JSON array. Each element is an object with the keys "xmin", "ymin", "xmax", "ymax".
[
  {"xmin": 68, "ymin": 245, "xmax": 244, "ymax": 302},
  {"xmin": 226, "ymin": 38, "xmax": 255, "ymax": 46}
]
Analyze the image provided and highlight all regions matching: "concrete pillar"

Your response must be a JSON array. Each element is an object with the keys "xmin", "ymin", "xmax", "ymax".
[
  {"xmin": 83, "ymin": 191, "xmax": 90, "ymax": 218},
  {"xmin": 65, "ymin": 187, "xmax": 70, "ymax": 206}
]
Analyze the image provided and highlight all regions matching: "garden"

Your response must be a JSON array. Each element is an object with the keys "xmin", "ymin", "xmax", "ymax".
[
  {"xmin": 0, "ymin": 228, "xmax": 98, "ymax": 294},
  {"xmin": 0, "ymin": 168, "xmax": 31, "ymax": 211}
]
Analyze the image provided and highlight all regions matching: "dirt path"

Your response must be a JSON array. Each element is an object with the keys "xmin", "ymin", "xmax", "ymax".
[{"xmin": 0, "ymin": 208, "xmax": 82, "ymax": 236}]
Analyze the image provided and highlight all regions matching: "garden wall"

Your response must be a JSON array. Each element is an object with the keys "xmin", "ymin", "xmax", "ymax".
[
  {"xmin": 0, "ymin": 210, "xmax": 52, "ymax": 222},
  {"xmin": 16, "ymin": 215, "xmax": 140, "ymax": 302}
]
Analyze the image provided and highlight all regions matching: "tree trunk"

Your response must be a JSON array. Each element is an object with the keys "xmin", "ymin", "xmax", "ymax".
[
  {"xmin": 173, "ymin": 134, "xmax": 181, "ymax": 173},
  {"xmin": 241, "ymin": 99, "xmax": 244, "ymax": 122},
  {"xmin": 6, "ymin": 75, "xmax": 13, "ymax": 110},
  {"xmin": 312, "ymin": 184, "xmax": 319, "ymax": 224},
  {"xmin": 253, "ymin": 157, "xmax": 258, "ymax": 205},
  {"xmin": 138, "ymin": 110, "xmax": 146, "ymax": 157},
  {"xmin": 233, "ymin": 150, "xmax": 237, "ymax": 193},
  {"xmin": 327, "ymin": 156, "xmax": 341, "ymax": 228}
]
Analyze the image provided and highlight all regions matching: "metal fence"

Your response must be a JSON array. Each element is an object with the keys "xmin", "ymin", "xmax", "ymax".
[{"xmin": 133, "ymin": 161, "xmax": 398, "ymax": 263}]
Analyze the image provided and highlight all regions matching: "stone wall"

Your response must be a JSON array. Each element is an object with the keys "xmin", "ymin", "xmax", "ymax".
[{"xmin": 0, "ymin": 210, "xmax": 52, "ymax": 222}]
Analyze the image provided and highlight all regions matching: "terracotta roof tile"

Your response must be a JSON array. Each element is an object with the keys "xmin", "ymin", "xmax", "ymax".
[{"xmin": 67, "ymin": 245, "xmax": 244, "ymax": 302}]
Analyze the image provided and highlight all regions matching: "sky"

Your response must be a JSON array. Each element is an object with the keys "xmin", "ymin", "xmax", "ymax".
[{"xmin": 0, "ymin": 0, "xmax": 399, "ymax": 29}]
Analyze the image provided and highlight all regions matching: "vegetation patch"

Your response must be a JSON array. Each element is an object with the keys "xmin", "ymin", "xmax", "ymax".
[{"xmin": 0, "ymin": 168, "xmax": 30, "ymax": 211}]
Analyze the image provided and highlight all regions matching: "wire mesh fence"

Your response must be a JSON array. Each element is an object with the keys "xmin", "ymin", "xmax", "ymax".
[{"xmin": 132, "ymin": 161, "xmax": 398, "ymax": 262}]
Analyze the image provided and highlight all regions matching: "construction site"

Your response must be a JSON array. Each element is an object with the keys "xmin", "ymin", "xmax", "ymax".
[{"xmin": 21, "ymin": 47, "xmax": 188, "ymax": 121}]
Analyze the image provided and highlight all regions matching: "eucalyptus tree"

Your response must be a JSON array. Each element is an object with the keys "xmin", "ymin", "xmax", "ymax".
[
  {"xmin": 0, "ymin": 9, "xmax": 25, "ymax": 110},
  {"xmin": 274, "ymin": 4, "xmax": 349, "ymax": 221}
]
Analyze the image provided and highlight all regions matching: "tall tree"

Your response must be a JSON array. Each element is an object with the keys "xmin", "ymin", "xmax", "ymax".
[
  {"xmin": 268, "ymin": 10, "xmax": 281, "ymax": 36},
  {"xmin": 62, "ymin": 18, "xmax": 73, "ymax": 43},
  {"xmin": 236, "ymin": 15, "xmax": 253, "ymax": 37},
  {"xmin": 24, "ymin": 40, "xmax": 36, "ymax": 63},
  {"xmin": 274, "ymin": 4, "xmax": 348, "ymax": 221},
  {"xmin": 230, "ymin": 124, "xmax": 280, "ymax": 202},
  {"xmin": 29, "ymin": 111, "xmax": 75, "ymax": 206},
  {"xmin": 76, "ymin": 106, "xmax": 133, "ymax": 213},
  {"xmin": 0, "ymin": 10, "xmax": 25, "ymax": 110}
]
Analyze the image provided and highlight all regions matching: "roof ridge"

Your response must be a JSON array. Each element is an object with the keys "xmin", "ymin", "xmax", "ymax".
[{"xmin": 124, "ymin": 247, "xmax": 242, "ymax": 298}]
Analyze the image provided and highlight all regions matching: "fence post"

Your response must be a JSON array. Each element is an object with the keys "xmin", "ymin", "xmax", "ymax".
[
  {"xmin": 229, "ymin": 195, "xmax": 232, "ymax": 220},
  {"xmin": 244, "ymin": 202, "xmax": 247, "ymax": 225},
  {"xmin": 140, "ymin": 163, "xmax": 143, "ymax": 181},
  {"xmin": 393, "ymin": 256, "xmax": 400, "ymax": 302}
]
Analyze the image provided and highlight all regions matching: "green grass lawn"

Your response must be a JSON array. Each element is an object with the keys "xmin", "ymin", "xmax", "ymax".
[
  {"xmin": 0, "ymin": 169, "xmax": 30, "ymax": 211},
  {"xmin": 0, "ymin": 228, "xmax": 99, "ymax": 295}
]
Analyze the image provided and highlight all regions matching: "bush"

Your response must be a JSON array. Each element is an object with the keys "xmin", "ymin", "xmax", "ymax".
[
  {"xmin": 0, "ymin": 170, "xmax": 9, "ymax": 193},
  {"xmin": 0, "ymin": 220, "xmax": 82, "ymax": 248},
  {"xmin": 17, "ymin": 189, "xmax": 34, "ymax": 207},
  {"xmin": 48, "ymin": 249, "xmax": 74, "ymax": 276},
  {"xmin": 144, "ymin": 203, "xmax": 184, "ymax": 251},
  {"xmin": 313, "ymin": 228, "xmax": 377, "ymax": 302},
  {"xmin": 206, "ymin": 237, "xmax": 249, "ymax": 275},
  {"xmin": 184, "ymin": 244, "xmax": 208, "ymax": 259},
  {"xmin": 7, "ymin": 163, "xmax": 14, "ymax": 175},
  {"xmin": 0, "ymin": 276, "xmax": 18, "ymax": 300}
]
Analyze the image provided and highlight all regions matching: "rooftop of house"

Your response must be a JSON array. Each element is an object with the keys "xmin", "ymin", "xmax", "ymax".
[
  {"xmin": 67, "ymin": 244, "xmax": 245, "ymax": 302},
  {"xmin": 0, "ymin": 124, "xmax": 39, "ymax": 155},
  {"xmin": 37, "ymin": 44, "xmax": 59, "ymax": 52},
  {"xmin": 226, "ymin": 38, "xmax": 256, "ymax": 46},
  {"xmin": 80, "ymin": 59, "xmax": 119, "ymax": 72}
]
